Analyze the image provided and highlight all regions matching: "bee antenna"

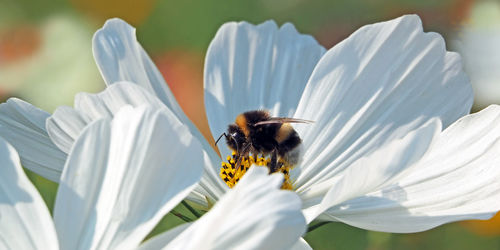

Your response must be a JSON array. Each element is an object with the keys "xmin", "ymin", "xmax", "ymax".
[{"xmin": 215, "ymin": 133, "xmax": 228, "ymax": 146}]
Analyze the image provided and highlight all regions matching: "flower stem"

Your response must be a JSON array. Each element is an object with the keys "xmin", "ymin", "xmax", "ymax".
[
  {"xmin": 170, "ymin": 210, "xmax": 193, "ymax": 222},
  {"xmin": 307, "ymin": 221, "xmax": 331, "ymax": 233},
  {"xmin": 182, "ymin": 200, "xmax": 202, "ymax": 218}
]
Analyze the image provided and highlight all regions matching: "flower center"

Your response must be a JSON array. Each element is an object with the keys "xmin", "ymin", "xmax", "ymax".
[{"xmin": 219, "ymin": 151, "xmax": 293, "ymax": 190}]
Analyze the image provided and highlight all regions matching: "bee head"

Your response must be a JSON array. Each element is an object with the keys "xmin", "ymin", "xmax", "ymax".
[{"xmin": 226, "ymin": 124, "xmax": 246, "ymax": 151}]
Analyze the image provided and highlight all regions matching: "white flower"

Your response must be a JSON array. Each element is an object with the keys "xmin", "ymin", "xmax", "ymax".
[
  {"xmin": 0, "ymin": 105, "xmax": 306, "ymax": 250},
  {"xmin": 2, "ymin": 14, "xmax": 500, "ymax": 234},
  {"xmin": 453, "ymin": 0, "xmax": 500, "ymax": 108},
  {"xmin": 0, "ymin": 15, "xmax": 103, "ymax": 111}
]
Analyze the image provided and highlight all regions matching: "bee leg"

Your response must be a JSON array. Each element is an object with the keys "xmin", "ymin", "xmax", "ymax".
[
  {"xmin": 235, "ymin": 143, "xmax": 251, "ymax": 172},
  {"xmin": 269, "ymin": 149, "xmax": 278, "ymax": 173},
  {"xmin": 234, "ymin": 155, "xmax": 243, "ymax": 173}
]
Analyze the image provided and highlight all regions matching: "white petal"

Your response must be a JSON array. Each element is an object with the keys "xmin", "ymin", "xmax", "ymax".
[
  {"xmin": 46, "ymin": 82, "xmax": 161, "ymax": 153},
  {"xmin": 301, "ymin": 119, "xmax": 440, "ymax": 222},
  {"xmin": 46, "ymin": 106, "xmax": 90, "ymax": 154},
  {"xmin": 53, "ymin": 105, "xmax": 203, "ymax": 249},
  {"xmin": 0, "ymin": 98, "xmax": 66, "ymax": 182},
  {"xmin": 138, "ymin": 224, "xmax": 191, "ymax": 250},
  {"xmin": 92, "ymin": 18, "xmax": 183, "ymax": 118},
  {"xmin": 204, "ymin": 20, "xmax": 326, "ymax": 157},
  {"xmin": 0, "ymin": 137, "xmax": 59, "ymax": 249},
  {"xmin": 47, "ymin": 82, "xmax": 227, "ymax": 204},
  {"xmin": 158, "ymin": 167, "xmax": 306, "ymax": 250},
  {"xmin": 290, "ymin": 238, "xmax": 312, "ymax": 250},
  {"xmin": 52, "ymin": 118, "xmax": 111, "ymax": 250},
  {"xmin": 294, "ymin": 15, "xmax": 472, "ymax": 189},
  {"xmin": 323, "ymin": 105, "xmax": 500, "ymax": 233}
]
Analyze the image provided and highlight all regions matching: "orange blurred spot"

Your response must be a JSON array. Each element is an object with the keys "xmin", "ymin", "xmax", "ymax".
[
  {"xmin": 380, "ymin": 0, "xmax": 475, "ymax": 30},
  {"xmin": 154, "ymin": 50, "xmax": 215, "ymax": 147},
  {"xmin": 0, "ymin": 25, "xmax": 41, "ymax": 64},
  {"xmin": 448, "ymin": 0, "xmax": 475, "ymax": 26},
  {"xmin": 462, "ymin": 213, "xmax": 500, "ymax": 236},
  {"xmin": 71, "ymin": 0, "xmax": 157, "ymax": 26}
]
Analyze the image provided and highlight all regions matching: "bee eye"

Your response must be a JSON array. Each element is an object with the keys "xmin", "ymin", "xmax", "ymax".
[{"xmin": 231, "ymin": 132, "xmax": 238, "ymax": 138}]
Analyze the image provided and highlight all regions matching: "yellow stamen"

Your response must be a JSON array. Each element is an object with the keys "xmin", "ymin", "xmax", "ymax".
[{"xmin": 219, "ymin": 151, "xmax": 294, "ymax": 190}]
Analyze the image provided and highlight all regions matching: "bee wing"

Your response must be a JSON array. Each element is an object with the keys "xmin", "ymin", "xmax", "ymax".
[{"xmin": 255, "ymin": 117, "xmax": 314, "ymax": 126}]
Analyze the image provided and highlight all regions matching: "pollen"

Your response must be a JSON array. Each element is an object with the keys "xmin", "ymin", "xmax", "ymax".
[{"xmin": 220, "ymin": 151, "xmax": 294, "ymax": 190}]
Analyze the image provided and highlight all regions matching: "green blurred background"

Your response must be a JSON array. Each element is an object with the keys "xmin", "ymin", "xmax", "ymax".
[{"xmin": 1, "ymin": 0, "xmax": 500, "ymax": 249}]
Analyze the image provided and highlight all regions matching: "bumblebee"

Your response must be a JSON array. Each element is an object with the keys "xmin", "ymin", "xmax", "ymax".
[{"xmin": 215, "ymin": 110, "xmax": 312, "ymax": 172}]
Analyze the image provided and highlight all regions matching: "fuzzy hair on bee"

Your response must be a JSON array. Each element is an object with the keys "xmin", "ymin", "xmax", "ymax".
[{"xmin": 215, "ymin": 110, "xmax": 312, "ymax": 172}]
